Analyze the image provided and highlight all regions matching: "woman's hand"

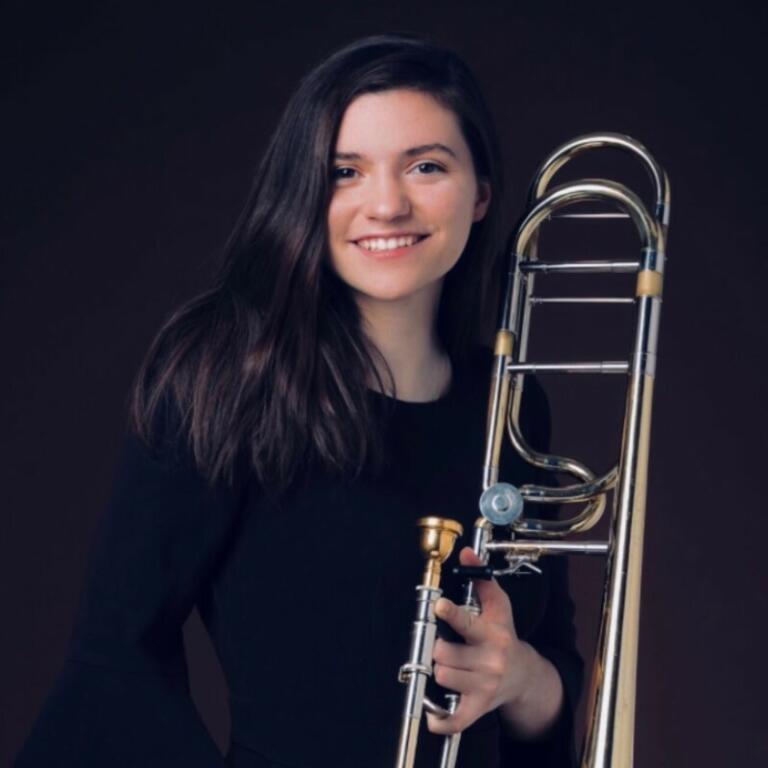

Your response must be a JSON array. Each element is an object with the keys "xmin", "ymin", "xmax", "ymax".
[{"xmin": 426, "ymin": 547, "xmax": 564, "ymax": 738}]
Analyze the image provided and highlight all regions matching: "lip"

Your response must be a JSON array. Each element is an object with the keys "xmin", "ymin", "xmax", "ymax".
[
  {"xmin": 353, "ymin": 234, "xmax": 430, "ymax": 259},
  {"xmin": 351, "ymin": 231, "xmax": 429, "ymax": 242}
]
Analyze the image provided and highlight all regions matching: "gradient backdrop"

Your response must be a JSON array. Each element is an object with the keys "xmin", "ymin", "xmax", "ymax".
[{"xmin": 2, "ymin": 2, "xmax": 766, "ymax": 765}]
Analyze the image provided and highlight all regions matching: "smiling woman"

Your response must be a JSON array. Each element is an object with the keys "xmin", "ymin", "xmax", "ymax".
[
  {"xmin": 328, "ymin": 90, "xmax": 490, "ymax": 302},
  {"xmin": 15, "ymin": 33, "xmax": 582, "ymax": 768},
  {"xmin": 327, "ymin": 88, "xmax": 492, "ymax": 398}
]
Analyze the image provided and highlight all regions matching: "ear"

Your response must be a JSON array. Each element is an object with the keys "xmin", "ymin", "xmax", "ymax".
[{"xmin": 472, "ymin": 178, "xmax": 492, "ymax": 223}]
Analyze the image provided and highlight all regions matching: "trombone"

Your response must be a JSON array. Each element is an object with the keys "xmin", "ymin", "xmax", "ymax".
[{"xmin": 394, "ymin": 133, "xmax": 670, "ymax": 768}]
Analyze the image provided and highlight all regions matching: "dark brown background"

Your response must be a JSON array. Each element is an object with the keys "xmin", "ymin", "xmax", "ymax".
[{"xmin": 2, "ymin": 1, "xmax": 766, "ymax": 765}]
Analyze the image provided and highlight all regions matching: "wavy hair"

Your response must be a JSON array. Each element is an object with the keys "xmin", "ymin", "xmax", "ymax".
[{"xmin": 128, "ymin": 32, "xmax": 507, "ymax": 493}]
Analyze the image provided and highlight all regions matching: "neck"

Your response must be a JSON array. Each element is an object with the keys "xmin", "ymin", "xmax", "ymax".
[{"xmin": 356, "ymin": 283, "xmax": 451, "ymax": 402}]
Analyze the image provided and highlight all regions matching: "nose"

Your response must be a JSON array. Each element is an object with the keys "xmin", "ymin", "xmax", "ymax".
[{"xmin": 362, "ymin": 171, "xmax": 411, "ymax": 220}]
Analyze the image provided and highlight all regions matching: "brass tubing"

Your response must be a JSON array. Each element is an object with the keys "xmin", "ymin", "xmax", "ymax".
[
  {"xmin": 581, "ymin": 373, "xmax": 655, "ymax": 767},
  {"xmin": 520, "ymin": 260, "xmax": 640, "ymax": 273},
  {"xmin": 527, "ymin": 132, "xmax": 671, "ymax": 227},
  {"xmin": 395, "ymin": 519, "xmax": 463, "ymax": 768},
  {"xmin": 483, "ymin": 333, "xmax": 514, "ymax": 490},
  {"xmin": 484, "ymin": 541, "xmax": 610, "ymax": 556},
  {"xmin": 582, "ymin": 266, "xmax": 663, "ymax": 766},
  {"xmin": 396, "ymin": 132, "xmax": 669, "ymax": 768},
  {"xmin": 513, "ymin": 181, "xmax": 659, "ymax": 261}
]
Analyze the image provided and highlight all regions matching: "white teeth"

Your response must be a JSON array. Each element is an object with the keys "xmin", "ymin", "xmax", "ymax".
[{"xmin": 357, "ymin": 235, "xmax": 424, "ymax": 251}]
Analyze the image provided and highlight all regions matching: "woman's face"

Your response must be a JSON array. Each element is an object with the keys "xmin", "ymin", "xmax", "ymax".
[{"xmin": 326, "ymin": 89, "xmax": 490, "ymax": 308}]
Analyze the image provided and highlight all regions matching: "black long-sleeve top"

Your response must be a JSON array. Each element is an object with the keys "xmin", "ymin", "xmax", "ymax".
[{"xmin": 16, "ymin": 347, "xmax": 583, "ymax": 768}]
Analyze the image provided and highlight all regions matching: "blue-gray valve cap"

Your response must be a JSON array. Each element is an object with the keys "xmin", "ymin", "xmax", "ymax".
[{"xmin": 479, "ymin": 483, "xmax": 524, "ymax": 525}]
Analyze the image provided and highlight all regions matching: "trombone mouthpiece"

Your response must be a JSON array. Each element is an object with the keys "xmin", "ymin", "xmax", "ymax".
[{"xmin": 415, "ymin": 517, "xmax": 463, "ymax": 589}]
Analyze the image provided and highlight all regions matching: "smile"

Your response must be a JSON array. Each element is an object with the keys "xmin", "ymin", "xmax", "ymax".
[{"xmin": 354, "ymin": 234, "xmax": 429, "ymax": 256}]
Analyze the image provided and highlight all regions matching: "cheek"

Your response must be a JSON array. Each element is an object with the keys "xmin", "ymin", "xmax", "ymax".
[
  {"xmin": 416, "ymin": 182, "xmax": 476, "ymax": 227},
  {"xmin": 327, "ymin": 197, "xmax": 350, "ymax": 239}
]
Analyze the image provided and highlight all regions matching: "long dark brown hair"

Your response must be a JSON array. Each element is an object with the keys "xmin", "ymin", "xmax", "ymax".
[{"xmin": 129, "ymin": 32, "xmax": 507, "ymax": 493}]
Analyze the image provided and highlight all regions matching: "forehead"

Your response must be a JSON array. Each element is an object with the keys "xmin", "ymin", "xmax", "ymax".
[{"xmin": 334, "ymin": 89, "xmax": 467, "ymax": 157}]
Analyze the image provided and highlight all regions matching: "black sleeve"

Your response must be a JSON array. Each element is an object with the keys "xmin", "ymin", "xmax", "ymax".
[
  {"xmin": 15, "ymin": 396, "xmax": 249, "ymax": 767},
  {"xmin": 496, "ymin": 376, "xmax": 585, "ymax": 767}
]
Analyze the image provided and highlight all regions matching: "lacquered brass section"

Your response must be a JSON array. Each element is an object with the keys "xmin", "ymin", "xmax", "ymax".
[
  {"xmin": 635, "ymin": 270, "xmax": 663, "ymax": 297},
  {"xmin": 416, "ymin": 517, "xmax": 463, "ymax": 589},
  {"xmin": 611, "ymin": 376, "xmax": 654, "ymax": 766},
  {"xmin": 581, "ymin": 375, "xmax": 655, "ymax": 768},
  {"xmin": 493, "ymin": 329, "xmax": 514, "ymax": 356}
]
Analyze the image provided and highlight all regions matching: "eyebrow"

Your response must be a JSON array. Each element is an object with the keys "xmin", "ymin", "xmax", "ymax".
[{"xmin": 333, "ymin": 143, "xmax": 459, "ymax": 162}]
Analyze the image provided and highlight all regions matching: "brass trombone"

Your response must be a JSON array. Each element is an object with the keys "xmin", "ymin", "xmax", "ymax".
[{"xmin": 394, "ymin": 133, "xmax": 670, "ymax": 768}]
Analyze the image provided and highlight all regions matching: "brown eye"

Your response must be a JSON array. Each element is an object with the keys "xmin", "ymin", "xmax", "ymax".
[
  {"xmin": 331, "ymin": 167, "xmax": 356, "ymax": 181},
  {"xmin": 412, "ymin": 161, "xmax": 444, "ymax": 174}
]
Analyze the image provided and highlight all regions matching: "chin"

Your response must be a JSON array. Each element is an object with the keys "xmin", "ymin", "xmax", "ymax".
[
  {"xmin": 356, "ymin": 288, "xmax": 420, "ymax": 303},
  {"xmin": 352, "ymin": 277, "xmax": 439, "ymax": 304}
]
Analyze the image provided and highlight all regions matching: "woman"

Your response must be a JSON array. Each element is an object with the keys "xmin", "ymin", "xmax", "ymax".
[{"xmin": 16, "ymin": 33, "xmax": 583, "ymax": 768}]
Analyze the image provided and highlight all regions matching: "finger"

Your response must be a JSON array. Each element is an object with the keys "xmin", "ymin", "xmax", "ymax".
[
  {"xmin": 434, "ymin": 597, "xmax": 488, "ymax": 644},
  {"xmin": 457, "ymin": 547, "xmax": 515, "ymax": 627},
  {"xmin": 458, "ymin": 546, "xmax": 483, "ymax": 566},
  {"xmin": 433, "ymin": 664, "xmax": 498, "ymax": 697},
  {"xmin": 433, "ymin": 637, "xmax": 481, "ymax": 671},
  {"xmin": 425, "ymin": 692, "xmax": 482, "ymax": 736},
  {"xmin": 433, "ymin": 637, "xmax": 508, "ymax": 676}
]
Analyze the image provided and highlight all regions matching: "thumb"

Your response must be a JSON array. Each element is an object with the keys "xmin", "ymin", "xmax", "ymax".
[
  {"xmin": 457, "ymin": 546, "xmax": 513, "ymax": 625},
  {"xmin": 458, "ymin": 546, "xmax": 484, "ymax": 567}
]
